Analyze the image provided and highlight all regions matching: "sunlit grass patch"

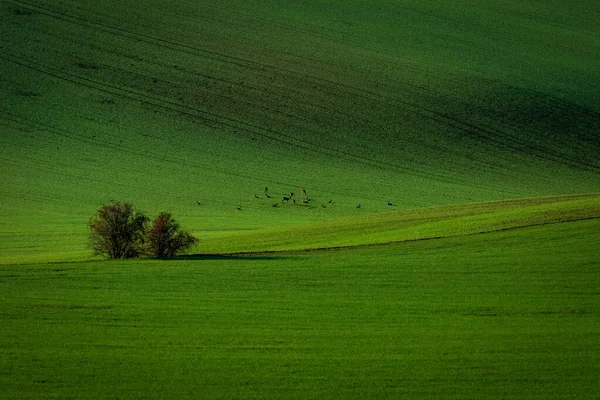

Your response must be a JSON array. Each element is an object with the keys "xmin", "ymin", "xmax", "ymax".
[
  {"xmin": 1, "ymin": 219, "xmax": 598, "ymax": 399},
  {"xmin": 198, "ymin": 194, "xmax": 600, "ymax": 254}
]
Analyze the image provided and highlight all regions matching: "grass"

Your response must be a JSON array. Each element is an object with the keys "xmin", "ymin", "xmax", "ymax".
[
  {"xmin": 197, "ymin": 193, "xmax": 600, "ymax": 254},
  {"xmin": 2, "ymin": 0, "xmax": 600, "ymax": 259},
  {"xmin": 1, "ymin": 219, "xmax": 599, "ymax": 399},
  {"xmin": 1, "ymin": 192, "xmax": 597, "ymax": 264},
  {"xmin": 1, "ymin": 0, "xmax": 600, "ymax": 397}
]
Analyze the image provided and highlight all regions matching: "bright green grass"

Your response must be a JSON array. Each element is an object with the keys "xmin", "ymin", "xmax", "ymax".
[
  {"xmin": 1, "ymin": 2, "xmax": 599, "ymax": 397},
  {"xmin": 2, "ymin": 0, "xmax": 600, "ymax": 261},
  {"xmin": 1, "ymin": 219, "xmax": 599, "ymax": 399},
  {"xmin": 1, "ymin": 193, "xmax": 597, "ymax": 264},
  {"xmin": 199, "ymin": 193, "xmax": 600, "ymax": 254}
]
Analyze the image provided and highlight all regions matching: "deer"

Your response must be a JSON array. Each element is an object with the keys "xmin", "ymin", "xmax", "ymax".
[{"xmin": 282, "ymin": 192, "xmax": 295, "ymax": 203}]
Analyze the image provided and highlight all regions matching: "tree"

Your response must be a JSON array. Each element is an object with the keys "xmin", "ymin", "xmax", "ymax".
[
  {"xmin": 146, "ymin": 212, "xmax": 198, "ymax": 259},
  {"xmin": 89, "ymin": 201, "xmax": 149, "ymax": 259}
]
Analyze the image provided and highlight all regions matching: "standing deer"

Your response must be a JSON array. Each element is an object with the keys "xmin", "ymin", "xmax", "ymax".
[{"xmin": 282, "ymin": 192, "xmax": 294, "ymax": 203}]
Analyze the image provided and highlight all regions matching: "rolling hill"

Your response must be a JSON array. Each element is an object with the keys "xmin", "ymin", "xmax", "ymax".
[
  {"xmin": 2, "ymin": 2, "xmax": 600, "ymax": 398},
  {"xmin": 1, "ymin": 0, "xmax": 600, "ymax": 260}
]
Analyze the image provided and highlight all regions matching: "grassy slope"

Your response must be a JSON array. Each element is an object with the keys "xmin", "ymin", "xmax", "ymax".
[
  {"xmin": 198, "ymin": 193, "xmax": 600, "ymax": 254},
  {"xmin": 1, "ymin": 2, "xmax": 599, "ymax": 397},
  {"xmin": 1, "ymin": 219, "xmax": 599, "ymax": 399},
  {"xmin": 1, "ymin": 0, "xmax": 600, "ymax": 260},
  {"xmin": 1, "ymin": 192, "xmax": 597, "ymax": 264}
]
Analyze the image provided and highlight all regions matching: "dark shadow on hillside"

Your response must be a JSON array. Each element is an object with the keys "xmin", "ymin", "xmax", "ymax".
[{"xmin": 170, "ymin": 253, "xmax": 288, "ymax": 261}]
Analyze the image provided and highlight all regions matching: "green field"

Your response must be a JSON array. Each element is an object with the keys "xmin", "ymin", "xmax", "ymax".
[
  {"xmin": 1, "ymin": 0, "xmax": 600, "ymax": 398},
  {"xmin": 2, "ymin": 219, "xmax": 599, "ymax": 399}
]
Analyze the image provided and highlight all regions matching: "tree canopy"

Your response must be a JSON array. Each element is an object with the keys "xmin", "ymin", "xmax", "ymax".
[{"xmin": 89, "ymin": 201, "xmax": 197, "ymax": 259}]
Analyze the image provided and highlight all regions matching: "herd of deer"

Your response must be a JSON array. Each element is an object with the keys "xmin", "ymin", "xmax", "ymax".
[
  {"xmin": 196, "ymin": 187, "xmax": 393, "ymax": 211},
  {"xmin": 275, "ymin": 187, "xmax": 307, "ymax": 206}
]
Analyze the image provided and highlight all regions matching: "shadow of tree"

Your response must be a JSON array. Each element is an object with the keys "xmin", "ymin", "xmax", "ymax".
[{"xmin": 170, "ymin": 253, "xmax": 288, "ymax": 261}]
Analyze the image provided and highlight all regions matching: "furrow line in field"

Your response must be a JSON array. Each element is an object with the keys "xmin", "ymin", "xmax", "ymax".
[
  {"xmin": 0, "ymin": 109, "xmax": 118, "ymax": 150},
  {"xmin": 6, "ymin": 0, "xmax": 531, "ymax": 155},
  {"xmin": 430, "ymin": 110, "xmax": 600, "ymax": 173},
  {"xmin": 0, "ymin": 56, "xmax": 533, "ymax": 196},
  {"xmin": 0, "ymin": 108, "xmax": 264, "ymax": 186},
  {"xmin": 10, "ymin": 0, "xmax": 366, "ymax": 85},
  {"xmin": 7, "ymin": 0, "xmax": 506, "ymax": 137},
  {"xmin": 11, "ymin": 0, "xmax": 600, "ymax": 174},
  {"xmin": 6, "ymin": 15, "xmax": 377, "ymax": 140},
  {"xmin": 0, "ymin": 52, "xmax": 313, "ymax": 149},
  {"xmin": 188, "ymin": 2, "xmax": 384, "ymax": 55},
  {"xmin": 1, "ymin": 105, "xmax": 433, "ymax": 201},
  {"xmin": 8, "ymin": 0, "xmax": 339, "ymax": 84},
  {"xmin": 101, "ymin": 62, "xmax": 340, "ymax": 136},
  {"xmin": 2, "ymin": 51, "xmax": 470, "ymax": 186},
  {"xmin": 10, "ymin": 1, "xmax": 595, "ymax": 181}
]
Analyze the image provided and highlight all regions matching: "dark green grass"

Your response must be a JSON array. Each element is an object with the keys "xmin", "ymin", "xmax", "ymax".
[
  {"xmin": 2, "ymin": 0, "xmax": 600, "ymax": 262},
  {"xmin": 1, "ymin": 2, "xmax": 600, "ymax": 396},
  {"xmin": 1, "ymin": 219, "xmax": 599, "ymax": 399}
]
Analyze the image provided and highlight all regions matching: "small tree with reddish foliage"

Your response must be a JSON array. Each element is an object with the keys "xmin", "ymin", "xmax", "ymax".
[
  {"xmin": 146, "ymin": 212, "xmax": 198, "ymax": 259},
  {"xmin": 89, "ymin": 201, "xmax": 149, "ymax": 259}
]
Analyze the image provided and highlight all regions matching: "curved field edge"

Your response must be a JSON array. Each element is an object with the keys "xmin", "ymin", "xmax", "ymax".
[
  {"xmin": 197, "ymin": 193, "xmax": 600, "ymax": 254},
  {"xmin": 0, "ymin": 217, "xmax": 599, "ymax": 399},
  {"xmin": 0, "ymin": 194, "xmax": 597, "ymax": 265}
]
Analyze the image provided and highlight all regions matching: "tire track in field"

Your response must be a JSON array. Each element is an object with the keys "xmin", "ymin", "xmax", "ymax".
[
  {"xmin": 10, "ymin": 0, "xmax": 402, "ymax": 135},
  {"xmin": 0, "ymin": 105, "xmax": 415, "ymax": 203},
  {"xmin": 11, "ymin": 0, "xmax": 600, "ymax": 157},
  {"xmin": 6, "ymin": 1, "xmax": 485, "ymax": 136},
  {"xmin": 0, "ymin": 107, "xmax": 271, "ymax": 186},
  {"xmin": 8, "ymin": 0, "xmax": 355, "ymax": 93},
  {"xmin": 4, "ymin": 2, "xmax": 530, "ymax": 148},
  {"xmin": 4, "ymin": 47, "xmax": 480, "ymax": 189},
  {"xmin": 9, "ymin": 0, "xmax": 597, "ymax": 180},
  {"xmin": 187, "ymin": 4, "xmax": 600, "ymax": 173},
  {"xmin": 3, "ymin": 1, "xmax": 405, "ymax": 171},
  {"xmin": 0, "ymin": 108, "xmax": 300, "ymax": 205},
  {"xmin": 442, "ymin": 78, "xmax": 600, "ymax": 173},
  {"xmin": 11, "ymin": 16, "xmax": 375, "ymax": 141},
  {"xmin": 184, "ymin": 2, "xmax": 382, "ymax": 56},
  {"xmin": 1, "ymin": 16, "xmax": 473, "ymax": 187}
]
